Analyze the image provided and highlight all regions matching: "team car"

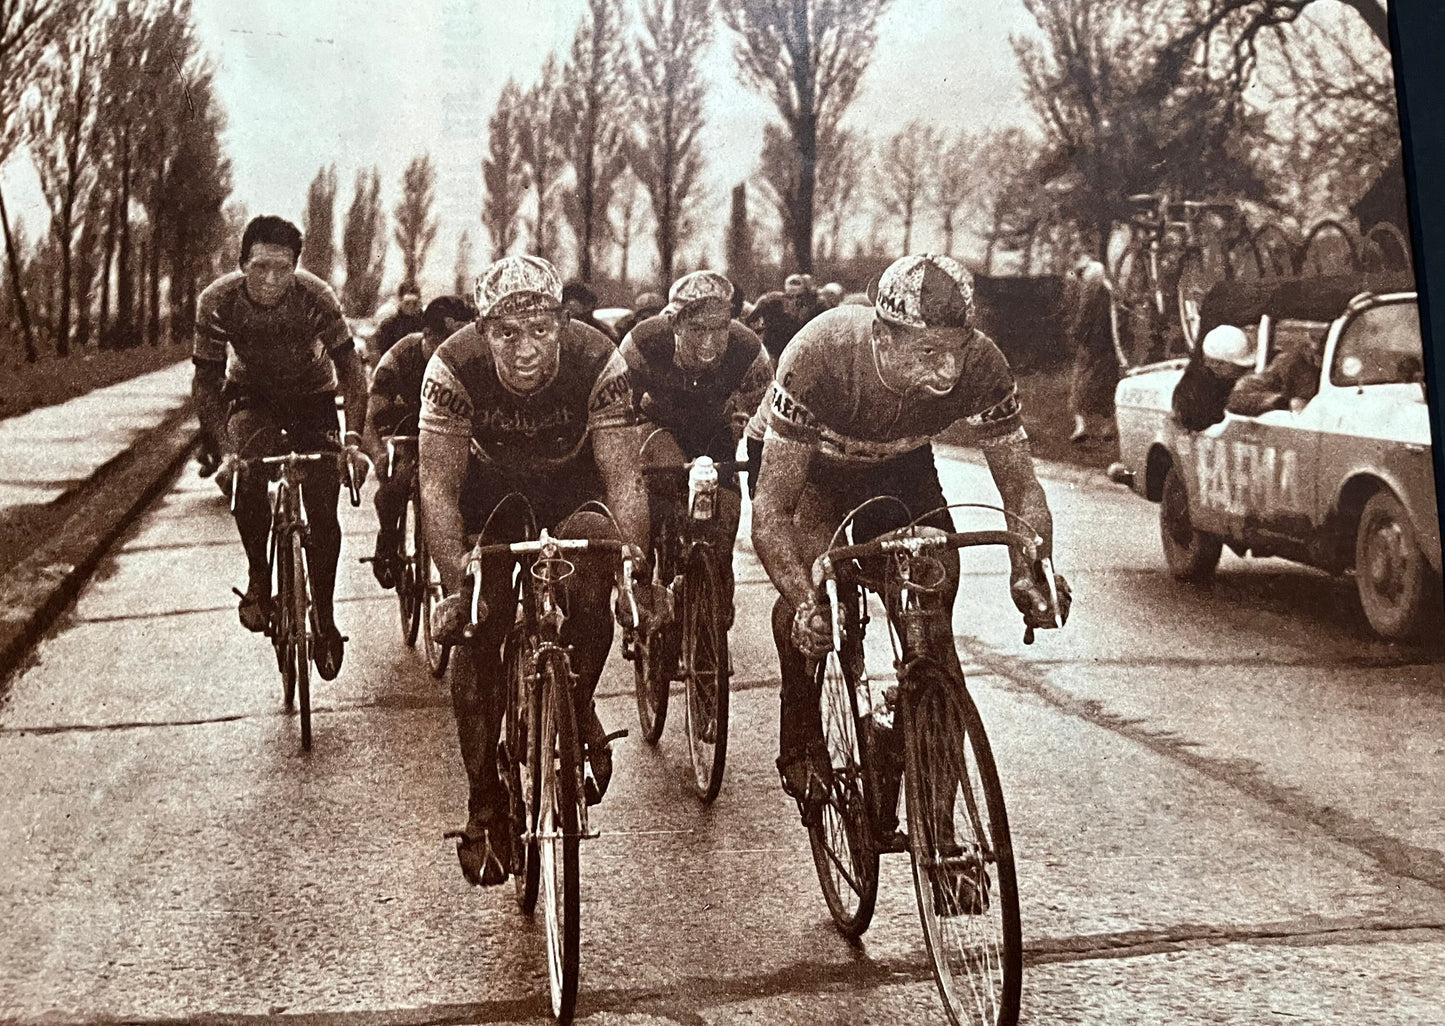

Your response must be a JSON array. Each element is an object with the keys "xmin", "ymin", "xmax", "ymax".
[{"xmin": 1111, "ymin": 274, "xmax": 1442, "ymax": 641}]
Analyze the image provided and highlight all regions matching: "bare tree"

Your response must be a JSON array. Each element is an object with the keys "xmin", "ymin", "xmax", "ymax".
[
  {"xmin": 518, "ymin": 56, "xmax": 567, "ymax": 261},
  {"xmin": 628, "ymin": 0, "xmax": 712, "ymax": 283},
  {"xmin": 0, "ymin": 0, "xmax": 77, "ymax": 361},
  {"xmin": 394, "ymin": 153, "xmax": 438, "ymax": 285},
  {"xmin": 27, "ymin": 9, "xmax": 100, "ymax": 355},
  {"xmin": 482, "ymin": 78, "xmax": 528, "ymax": 260},
  {"xmin": 453, "ymin": 229, "xmax": 474, "ymax": 294},
  {"xmin": 558, "ymin": 0, "xmax": 629, "ymax": 281},
  {"xmin": 343, "ymin": 167, "xmax": 386, "ymax": 317},
  {"xmin": 815, "ymin": 127, "xmax": 866, "ymax": 262},
  {"xmin": 879, "ymin": 120, "xmax": 937, "ymax": 254},
  {"xmin": 933, "ymin": 131, "xmax": 978, "ymax": 258},
  {"xmin": 300, "ymin": 165, "xmax": 338, "ymax": 283},
  {"xmin": 718, "ymin": 0, "xmax": 893, "ymax": 273},
  {"xmin": 611, "ymin": 170, "xmax": 649, "ymax": 286}
]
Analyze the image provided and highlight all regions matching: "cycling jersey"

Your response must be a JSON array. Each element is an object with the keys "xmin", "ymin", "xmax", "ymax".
[
  {"xmin": 193, "ymin": 269, "xmax": 352, "ymax": 399},
  {"xmin": 419, "ymin": 320, "xmax": 633, "ymax": 477},
  {"xmin": 370, "ymin": 331, "xmax": 431, "ymax": 437},
  {"xmin": 620, "ymin": 315, "xmax": 772, "ymax": 457},
  {"xmin": 763, "ymin": 305, "xmax": 1024, "ymax": 468}
]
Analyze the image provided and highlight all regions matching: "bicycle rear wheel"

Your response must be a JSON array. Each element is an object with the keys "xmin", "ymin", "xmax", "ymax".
[
  {"xmin": 536, "ymin": 649, "xmax": 582, "ymax": 1022},
  {"xmin": 504, "ymin": 628, "xmax": 540, "ymax": 913},
  {"xmin": 902, "ymin": 665, "xmax": 1020, "ymax": 1026},
  {"xmin": 633, "ymin": 618, "xmax": 671, "ymax": 746},
  {"xmin": 289, "ymin": 532, "xmax": 313, "ymax": 752},
  {"xmin": 421, "ymin": 553, "xmax": 451, "ymax": 678},
  {"xmin": 1175, "ymin": 239, "xmax": 1228, "ymax": 350},
  {"xmin": 807, "ymin": 639, "xmax": 879, "ymax": 939},
  {"xmin": 682, "ymin": 546, "xmax": 729, "ymax": 802}
]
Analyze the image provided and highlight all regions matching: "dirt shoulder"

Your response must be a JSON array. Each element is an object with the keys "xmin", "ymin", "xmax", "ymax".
[{"xmin": 0, "ymin": 347, "xmax": 189, "ymax": 422}]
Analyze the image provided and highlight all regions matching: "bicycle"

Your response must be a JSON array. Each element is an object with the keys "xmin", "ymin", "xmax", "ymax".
[
  {"xmin": 453, "ymin": 503, "xmax": 638, "ymax": 1024},
  {"xmin": 232, "ymin": 442, "xmax": 360, "ymax": 752},
  {"xmin": 799, "ymin": 501, "xmax": 1059, "ymax": 1026},
  {"xmin": 629, "ymin": 431, "xmax": 747, "ymax": 802},
  {"xmin": 1110, "ymin": 193, "xmax": 1254, "ymax": 364},
  {"xmin": 361, "ymin": 434, "xmax": 450, "ymax": 677}
]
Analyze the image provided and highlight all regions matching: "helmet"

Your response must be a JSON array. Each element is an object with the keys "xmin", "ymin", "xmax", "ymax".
[
  {"xmin": 783, "ymin": 273, "xmax": 807, "ymax": 295},
  {"xmin": 473, "ymin": 255, "xmax": 564, "ymax": 320},
  {"xmin": 663, "ymin": 270, "xmax": 734, "ymax": 318},
  {"xmin": 872, "ymin": 254, "xmax": 974, "ymax": 330},
  {"xmin": 1200, "ymin": 324, "xmax": 1256, "ymax": 368},
  {"xmin": 819, "ymin": 282, "xmax": 845, "ymax": 307}
]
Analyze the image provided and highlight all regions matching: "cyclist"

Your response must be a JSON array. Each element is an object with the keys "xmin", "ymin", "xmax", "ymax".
[
  {"xmin": 745, "ymin": 272, "xmax": 822, "ymax": 362},
  {"xmin": 419, "ymin": 255, "xmax": 651, "ymax": 887},
  {"xmin": 192, "ymin": 215, "xmax": 370, "ymax": 681},
  {"xmin": 750, "ymin": 253, "xmax": 1071, "ymax": 813},
  {"xmin": 370, "ymin": 281, "xmax": 425, "ymax": 365},
  {"xmin": 617, "ymin": 270, "xmax": 773, "ymax": 619},
  {"xmin": 362, "ymin": 294, "xmax": 477, "ymax": 588}
]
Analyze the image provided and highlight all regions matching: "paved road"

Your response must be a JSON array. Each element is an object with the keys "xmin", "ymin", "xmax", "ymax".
[{"xmin": 2, "ymin": 451, "xmax": 1443, "ymax": 1024}]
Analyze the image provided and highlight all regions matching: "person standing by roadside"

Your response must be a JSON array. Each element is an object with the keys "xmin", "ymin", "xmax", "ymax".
[{"xmin": 1068, "ymin": 258, "xmax": 1120, "ymax": 444}]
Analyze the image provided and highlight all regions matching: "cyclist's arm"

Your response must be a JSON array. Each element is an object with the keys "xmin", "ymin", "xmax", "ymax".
[
  {"xmin": 980, "ymin": 432, "xmax": 1053, "ymax": 575},
  {"xmin": 191, "ymin": 358, "xmax": 228, "ymax": 455},
  {"xmin": 334, "ymin": 344, "xmax": 369, "ymax": 443},
  {"xmin": 419, "ymin": 428, "xmax": 470, "ymax": 595},
  {"xmin": 751, "ymin": 434, "xmax": 817, "ymax": 610},
  {"xmin": 593, "ymin": 423, "xmax": 652, "ymax": 555},
  {"xmin": 362, "ymin": 394, "xmax": 395, "ymax": 471}
]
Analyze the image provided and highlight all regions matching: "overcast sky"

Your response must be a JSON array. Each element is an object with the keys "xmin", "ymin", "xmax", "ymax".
[{"xmin": 7, "ymin": 0, "xmax": 1041, "ymax": 296}]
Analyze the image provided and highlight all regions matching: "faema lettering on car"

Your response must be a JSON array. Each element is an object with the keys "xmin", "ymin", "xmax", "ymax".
[{"xmin": 1184, "ymin": 433, "xmax": 1304, "ymax": 516}]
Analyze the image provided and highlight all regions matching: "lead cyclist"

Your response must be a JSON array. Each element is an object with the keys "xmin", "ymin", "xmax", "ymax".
[{"xmin": 749, "ymin": 254, "xmax": 1072, "ymax": 815}]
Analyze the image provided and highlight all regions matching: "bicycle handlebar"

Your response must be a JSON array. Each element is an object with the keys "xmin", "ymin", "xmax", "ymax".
[
  {"xmin": 811, "ymin": 527, "xmax": 1040, "ymax": 587},
  {"xmin": 460, "ymin": 529, "xmax": 644, "ymax": 640},
  {"xmin": 640, "ymin": 458, "xmax": 750, "ymax": 486},
  {"xmin": 238, "ymin": 450, "xmax": 362, "ymax": 507}
]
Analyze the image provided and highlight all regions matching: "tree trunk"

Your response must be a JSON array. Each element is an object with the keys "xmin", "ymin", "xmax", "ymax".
[
  {"xmin": 902, "ymin": 207, "xmax": 913, "ymax": 255},
  {"xmin": 943, "ymin": 215, "xmax": 955, "ymax": 259},
  {"xmin": 0, "ymin": 186, "xmax": 39, "ymax": 363},
  {"xmin": 74, "ymin": 241, "xmax": 95, "ymax": 349},
  {"xmin": 148, "ymin": 225, "xmax": 162, "ymax": 345},
  {"xmin": 792, "ymin": 111, "xmax": 818, "ymax": 274},
  {"xmin": 56, "ymin": 223, "xmax": 73, "ymax": 357},
  {"xmin": 100, "ymin": 194, "xmax": 117, "ymax": 348},
  {"xmin": 117, "ymin": 136, "xmax": 134, "ymax": 347}
]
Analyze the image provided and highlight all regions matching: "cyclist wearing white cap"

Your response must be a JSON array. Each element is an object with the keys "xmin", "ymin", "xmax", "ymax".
[
  {"xmin": 750, "ymin": 253, "xmax": 1070, "ymax": 807},
  {"xmin": 418, "ymin": 254, "xmax": 650, "ymax": 886},
  {"xmin": 617, "ymin": 269, "xmax": 773, "ymax": 619}
]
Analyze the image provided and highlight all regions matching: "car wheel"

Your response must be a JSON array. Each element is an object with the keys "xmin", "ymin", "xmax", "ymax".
[
  {"xmin": 1355, "ymin": 491, "xmax": 1433, "ymax": 641},
  {"xmin": 1159, "ymin": 464, "xmax": 1223, "ymax": 582}
]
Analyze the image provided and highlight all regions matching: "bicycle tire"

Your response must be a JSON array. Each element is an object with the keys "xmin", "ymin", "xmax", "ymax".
[
  {"xmin": 1298, "ymin": 219, "xmax": 1360, "ymax": 276},
  {"xmin": 290, "ymin": 532, "xmax": 312, "ymax": 752},
  {"xmin": 275, "ymin": 520, "xmax": 296, "ymax": 711},
  {"xmin": 633, "ymin": 579, "xmax": 671, "ymax": 745},
  {"xmin": 505, "ymin": 627, "xmax": 541, "ymax": 913},
  {"xmin": 405, "ymin": 491, "xmax": 425, "ymax": 647},
  {"xmin": 422, "ymin": 554, "xmax": 451, "ymax": 678},
  {"xmin": 536, "ymin": 648, "xmax": 582, "ymax": 1022},
  {"xmin": 902, "ymin": 665, "xmax": 1021, "ymax": 1026},
  {"xmin": 1175, "ymin": 240, "xmax": 1227, "ymax": 350},
  {"xmin": 807, "ymin": 623, "xmax": 879, "ymax": 939},
  {"xmin": 682, "ymin": 545, "xmax": 730, "ymax": 803},
  {"xmin": 1109, "ymin": 242, "xmax": 1155, "ymax": 368}
]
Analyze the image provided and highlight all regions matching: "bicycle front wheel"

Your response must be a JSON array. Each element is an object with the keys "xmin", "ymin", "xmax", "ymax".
[
  {"xmin": 808, "ymin": 645, "xmax": 879, "ymax": 939},
  {"xmin": 504, "ymin": 628, "xmax": 540, "ymax": 914},
  {"xmin": 1175, "ymin": 240, "xmax": 1227, "ymax": 351},
  {"xmin": 682, "ymin": 546, "xmax": 729, "ymax": 802},
  {"xmin": 289, "ymin": 532, "xmax": 313, "ymax": 752},
  {"xmin": 536, "ymin": 649, "xmax": 581, "ymax": 1022},
  {"xmin": 421, "ymin": 553, "xmax": 451, "ymax": 679},
  {"xmin": 902, "ymin": 666, "xmax": 1020, "ymax": 1026},
  {"xmin": 274, "ymin": 528, "xmax": 296, "ymax": 711},
  {"xmin": 397, "ymin": 492, "xmax": 422, "ymax": 647}
]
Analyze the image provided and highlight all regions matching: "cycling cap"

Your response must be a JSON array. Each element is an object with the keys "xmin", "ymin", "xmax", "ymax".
[
  {"xmin": 872, "ymin": 254, "xmax": 975, "ymax": 330},
  {"xmin": 664, "ymin": 270, "xmax": 734, "ymax": 318},
  {"xmin": 473, "ymin": 255, "xmax": 564, "ymax": 320},
  {"xmin": 783, "ymin": 273, "xmax": 807, "ymax": 294},
  {"xmin": 1200, "ymin": 324, "xmax": 1255, "ymax": 367}
]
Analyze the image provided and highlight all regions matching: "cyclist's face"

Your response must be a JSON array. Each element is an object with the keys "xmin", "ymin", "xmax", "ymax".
[
  {"xmin": 485, "ymin": 310, "xmax": 564, "ymax": 393},
  {"xmin": 875, "ymin": 322, "xmax": 974, "ymax": 396},
  {"xmin": 673, "ymin": 300, "xmax": 731, "ymax": 374},
  {"xmin": 243, "ymin": 243, "xmax": 297, "ymax": 307}
]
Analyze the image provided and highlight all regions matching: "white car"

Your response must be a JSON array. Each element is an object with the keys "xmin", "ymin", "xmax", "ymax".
[{"xmin": 1111, "ymin": 275, "xmax": 1441, "ymax": 640}]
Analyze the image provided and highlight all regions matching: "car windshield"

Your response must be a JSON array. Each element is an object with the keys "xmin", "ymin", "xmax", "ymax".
[{"xmin": 1330, "ymin": 300, "xmax": 1424, "ymax": 387}]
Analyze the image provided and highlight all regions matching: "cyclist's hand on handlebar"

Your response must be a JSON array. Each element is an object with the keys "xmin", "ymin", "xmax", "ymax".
[
  {"xmin": 791, "ymin": 595, "xmax": 833, "ymax": 659},
  {"xmin": 343, "ymin": 442, "xmax": 370, "ymax": 490},
  {"xmin": 215, "ymin": 453, "xmax": 239, "ymax": 500},
  {"xmin": 431, "ymin": 592, "xmax": 475, "ymax": 646},
  {"xmin": 1011, "ymin": 565, "xmax": 1071, "ymax": 630}
]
